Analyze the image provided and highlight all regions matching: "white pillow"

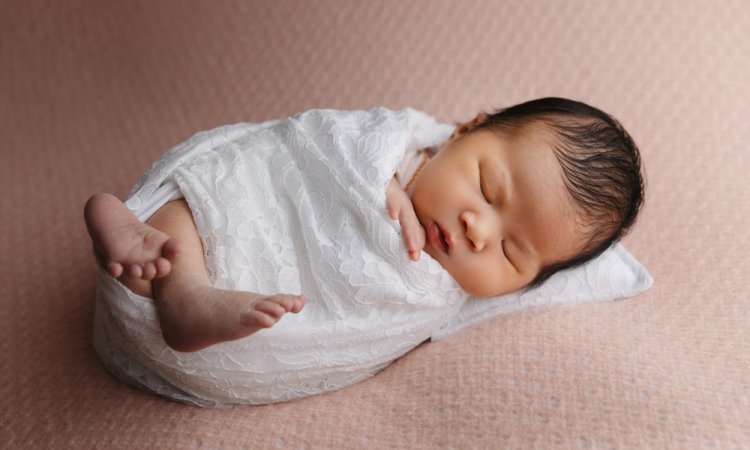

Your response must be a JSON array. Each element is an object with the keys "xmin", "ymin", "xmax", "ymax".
[{"xmin": 430, "ymin": 243, "xmax": 653, "ymax": 341}]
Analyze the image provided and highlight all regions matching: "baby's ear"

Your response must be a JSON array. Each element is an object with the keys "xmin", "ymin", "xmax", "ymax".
[
  {"xmin": 470, "ymin": 112, "xmax": 488, "ymax": 127},
  {"xmin": 450, "ymin": 113, "xmax": 489, "ymax": 140}
]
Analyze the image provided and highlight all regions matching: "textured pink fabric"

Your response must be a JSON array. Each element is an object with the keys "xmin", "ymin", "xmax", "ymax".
[{"xmin": 1, "ymin": 0, "xmax": 749, "ymax": 447}]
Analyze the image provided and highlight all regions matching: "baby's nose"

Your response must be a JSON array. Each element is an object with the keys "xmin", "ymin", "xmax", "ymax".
[{"xmin": 460, "ymin": 211, "xmax": 488, "ymax": 252}]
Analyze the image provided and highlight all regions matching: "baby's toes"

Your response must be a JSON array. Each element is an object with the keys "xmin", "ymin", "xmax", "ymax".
[
  {"xmin": 141, "ymin": 262, "xmax": 157, "ymax": 280},
  {"xmin": 125, "ymin": 264, "xmax": 143, "ymax": 279},
  {"xmin": 255, "ymin": 299, "xmax": 287, "ymax": 319},
  {"xmin": 268, "ymin": 294, "xmax": 305, "ymax": 313},
  {"xmin": 290, "ymin": 295, "xmax": 306, "ymax": 313},
  {"xmin": 162, "ymin": 238, "xmax": 183, "ymax": 263},
  {"xmin": 154, "ymin": 257, "xmax": 172, "ymax": 278},
  {"xmin": 241, "ymin": 310, "xmax": 275, "ymax": 328},
  {"xmin": 106, "ymin": 261, "xmax": 124, "ymax": 278}
]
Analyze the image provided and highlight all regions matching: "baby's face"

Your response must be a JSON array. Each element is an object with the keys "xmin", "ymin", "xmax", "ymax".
[{"xmin": 410, "ymin": 124, "xmax": 584, "ymax": 297}]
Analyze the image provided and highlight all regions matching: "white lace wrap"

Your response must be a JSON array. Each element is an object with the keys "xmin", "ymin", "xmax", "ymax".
[{"xmin": 93, "ymin": 108, "xmax": 469, "ymax": 406}]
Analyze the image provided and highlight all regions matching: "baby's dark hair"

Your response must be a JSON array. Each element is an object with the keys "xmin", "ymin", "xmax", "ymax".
[{"xmin": 472, "ymin": 97, "xmax": 644, "ymax": 290}]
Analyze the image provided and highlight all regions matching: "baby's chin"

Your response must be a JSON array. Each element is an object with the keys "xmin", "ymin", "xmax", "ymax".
[
  {"xmin": 462, "ymin": 277, "xmax": 531, "ymax": 298},
  {"xmin": 459, "ymin": 283, "xmax": 506, "ymax": 298}
]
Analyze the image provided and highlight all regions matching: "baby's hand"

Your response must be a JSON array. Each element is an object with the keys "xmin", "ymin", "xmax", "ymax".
[{"xmin": 386, "ymin": 177, "xmax": 426, "ymax": 261}]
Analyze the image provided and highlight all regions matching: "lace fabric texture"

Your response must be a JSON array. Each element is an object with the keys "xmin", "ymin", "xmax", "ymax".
[{"xmin": 93, "ymin": 108, "xmax": 468, "ymax": 406}]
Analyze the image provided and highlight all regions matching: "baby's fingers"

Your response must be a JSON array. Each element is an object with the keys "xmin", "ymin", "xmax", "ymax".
[
  {"xmin": 399, "ymin": 209, "xmax": 426, "ymax": 261},
  {"xmin": 386, "ymin": 192, "xmax": 401, "ymax": 220}
]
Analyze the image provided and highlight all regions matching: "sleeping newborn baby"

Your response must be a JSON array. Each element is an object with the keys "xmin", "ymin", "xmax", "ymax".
[{"xmin": 85, "ymin": 97, "xmax": 644, "ymax": 406}]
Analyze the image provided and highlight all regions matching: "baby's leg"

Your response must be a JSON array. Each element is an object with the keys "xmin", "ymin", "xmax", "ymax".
[
  {"xmin": 85, "ymin": 193, "xmax": 305, "ymax": 352},
  {"xmin": 142, "ymin": 199, "xmax": 306, "ymax": 352}
]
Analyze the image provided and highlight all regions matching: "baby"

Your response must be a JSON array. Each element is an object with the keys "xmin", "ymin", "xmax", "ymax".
[{"xmin": 85, "ymin": 97, "xmax": 643, "ymax": 354}]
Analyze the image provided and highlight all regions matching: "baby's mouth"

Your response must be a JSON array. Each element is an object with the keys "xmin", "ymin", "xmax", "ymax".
[{"xmin": 427, "ymin": 222, "xmax": 451, "ymax": 255}]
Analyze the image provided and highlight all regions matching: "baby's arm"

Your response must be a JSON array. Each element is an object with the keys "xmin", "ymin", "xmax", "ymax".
[{"xmin": 386, "ymin": 177, "xmax": 426, "ymax": 261}]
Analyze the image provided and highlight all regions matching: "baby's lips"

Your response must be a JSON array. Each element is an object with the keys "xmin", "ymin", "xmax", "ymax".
[
  {"xmin": 427, "ymin": 222, "xmax": 449, "ymax": 255},
  {"xmin": 443, "ymin": 227, "xmax": 455, "ymax": 253}
]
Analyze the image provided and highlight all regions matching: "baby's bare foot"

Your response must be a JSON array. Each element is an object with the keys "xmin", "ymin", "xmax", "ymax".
[
  {"xmin": 84, "ymin": 193, "xmax": 182, "ymax": 279},
  {"xmin": 157, "ymin": 286, "xmax": 306, "ymax": 352}
]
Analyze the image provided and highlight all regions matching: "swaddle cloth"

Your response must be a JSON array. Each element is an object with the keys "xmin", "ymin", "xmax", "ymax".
[{"xmin": 93, "ymin": 108, "xmax": 469, "ymax": 407}]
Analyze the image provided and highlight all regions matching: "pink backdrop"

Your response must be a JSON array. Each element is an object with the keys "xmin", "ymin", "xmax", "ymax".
[{"xmin": 2, "ymin": 0, "xmax": 748, "ymax": 447}]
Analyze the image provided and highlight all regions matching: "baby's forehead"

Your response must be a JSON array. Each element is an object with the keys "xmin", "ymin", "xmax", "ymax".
[
  {"xmin": 504, "ymin": 126, "xmax": 588, "ymax": 232},
  {"xmin": 507, "ymin": 119, "xmax": 566, "ymax": 146},
  {"xmin": 495, "ymin": 115, "xmax": 596, "ymax": 149}
]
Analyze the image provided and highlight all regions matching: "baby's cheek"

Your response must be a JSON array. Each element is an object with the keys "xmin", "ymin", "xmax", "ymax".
[{"xmin": 450, "ymin": 261, "xmax": 498, "ymax": 297}]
